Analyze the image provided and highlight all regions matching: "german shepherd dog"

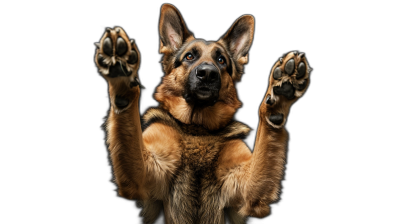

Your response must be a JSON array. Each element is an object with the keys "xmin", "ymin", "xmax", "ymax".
[{"xmin": 94, "ymin": 3, "xmax": 311, "ymax": 224}]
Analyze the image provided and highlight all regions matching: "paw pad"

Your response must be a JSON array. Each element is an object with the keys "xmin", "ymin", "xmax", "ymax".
[
  {"xmin": 269, "ymin": 114, "xmax": 284, "ymax": 125},
  {"xmin": 115, "ymin": 96, "xmax": 129, "ymax": 109},
  {"xmin": 270, "ymin": 51, "xmax": 311, "ymax": 101},
  {"xmin": 265, "ymin": 51, "xmax": 311, "ymax": 128},
  {"xmin": 103, "ymin": 37, "xmax": 113, "ymax": 56},
  {"xmin": 109, "ymin": 61, "xmax": 132, "ymax": 77},
  {"xmin": 273, "ymin": 67, "xmax": 282, "ymax": 79},
  {"xmin": 95, "ymin": 27, "xmax": 139, "ymax": 78},
  {"xmin": 128, "ymin": 50, "xmax": 138, "ymax": 64},
  {"xmin": 284, "ymin": 59, "xmax": 295, "ymax": 75},
  {"xmin": 273, "ymin": 82, "xmax": 295, "ymax": 100},
  {"xmin": 297, "ymin": 79, "xmax": 308, "ymax": 91},
  {"xmin": 296, "ymin": 62, "xmax": 306, "ymax": 79},
  {"xmin": 116, "ymin": 37, "xmax": 128, "ymax": 56}
]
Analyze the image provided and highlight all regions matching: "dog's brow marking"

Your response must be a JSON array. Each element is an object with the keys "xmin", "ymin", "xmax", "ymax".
[
  {"xmin": 175, "ymin": 41, "xmax": 194, "ymax": 60},
  {"xmin": 214, "ymin": 42, "xmax": 224, "ymax": 47}
]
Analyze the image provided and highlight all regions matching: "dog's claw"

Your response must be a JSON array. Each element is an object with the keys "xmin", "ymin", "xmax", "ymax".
[
  {"xmin": 266, "ymin": 95, "xmax": 274, "ymax": 105},
  {"xmin": 137, "ymin": 77, "xmax": 145, "ymax": 89}
]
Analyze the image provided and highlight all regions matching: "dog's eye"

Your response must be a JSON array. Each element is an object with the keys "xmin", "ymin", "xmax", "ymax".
[
  {"xmin": 185, "ymin": 53, "xmax": 194, "ymax": 60},
  {"xmin": 218, "ymin": 56, "xmax": 225, "ymax": 65}
]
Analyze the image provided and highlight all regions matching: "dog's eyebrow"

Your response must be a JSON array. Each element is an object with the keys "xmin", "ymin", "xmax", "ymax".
[
  {"xmin": 175, "ymin": 39, "xmax": 205, "ymax": 61},
  {"xmin": 214, "ymin": 42, "xmax": 233, "ymax": 57},
  {"xmin": 213, "ymin": 48, "xmax": 233, "ymax": 76},
  {"xmin": 213, "ymin": 48, "xmax": 229, "ymax": 62},
  {"xmin": 174, "ymin": 40, "xmax": 204, "ymax": 68}
]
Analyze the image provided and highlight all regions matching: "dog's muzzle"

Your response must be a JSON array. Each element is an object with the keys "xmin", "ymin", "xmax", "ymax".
[{"xmin": 184, "ymin": 63, "xmax": 221, "ymax": 106}]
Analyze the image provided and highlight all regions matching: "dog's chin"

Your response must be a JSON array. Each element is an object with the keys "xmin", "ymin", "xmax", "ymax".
[{"xmin": 184, "ymin": 88, "xmax": 219, "ymax": 107}]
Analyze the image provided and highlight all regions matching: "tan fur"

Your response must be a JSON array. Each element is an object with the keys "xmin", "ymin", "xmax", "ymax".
[
  {"xmin": 95, "ymin": 3, "xmax": 311, "ymax": 223},
  {"xmin": 105, "ymin": 90, "xmax": 147, "ymax": 200},
  {"xmin": 143, "ymin": 123, "xmax": 182, "ymax": 199}
]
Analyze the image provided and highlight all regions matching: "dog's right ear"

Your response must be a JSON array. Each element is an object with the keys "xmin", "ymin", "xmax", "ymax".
[
  {"xmin": 159, "ymin": 4, "xmax": 194, "ymax": 54},
  {"xmin": 221, "ymin": 15, "xmax": 254, "ymax": 65}
]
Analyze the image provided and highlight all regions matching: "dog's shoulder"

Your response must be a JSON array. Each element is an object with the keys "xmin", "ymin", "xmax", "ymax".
[{"xmin": 141, "ymin": 107, "xmax": 179, "ymax": 132}]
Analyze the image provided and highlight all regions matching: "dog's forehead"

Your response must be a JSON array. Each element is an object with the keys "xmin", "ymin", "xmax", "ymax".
[{"xmin": 184, "ymin": 39, "xmax": 226, "ymax": 53}]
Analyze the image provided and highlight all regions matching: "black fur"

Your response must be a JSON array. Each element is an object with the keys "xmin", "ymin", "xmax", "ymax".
[{"xmin": 142, "ymin": 108, "xmax": 250, "ymax": 139}]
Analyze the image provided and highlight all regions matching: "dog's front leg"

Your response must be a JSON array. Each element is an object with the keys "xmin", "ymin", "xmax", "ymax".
[
  {"xmin": 94, "ymin": 27, "xmax": 147, "ymax": 200},
  {"xmin": 241, "ymin": 51, "xmax": 312, "ymax": 217}
]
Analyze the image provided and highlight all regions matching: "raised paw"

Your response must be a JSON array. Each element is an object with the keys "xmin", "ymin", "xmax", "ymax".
[
  {"xmin": 262, "ymin": 51, "xmax": 312, "ymax": 128},
  {"xmin": 94, "ymin": 27, "xmax": 141, "ymax": 86}
]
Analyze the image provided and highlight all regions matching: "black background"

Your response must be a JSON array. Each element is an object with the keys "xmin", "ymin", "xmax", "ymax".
[{"xmin": 15, "ymin": 1, "xmax": 390, "ymax": 223}]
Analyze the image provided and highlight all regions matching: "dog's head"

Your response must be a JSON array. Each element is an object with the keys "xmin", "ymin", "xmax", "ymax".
[{"xmin": 155, "ymin": 4, "xmax": 255, "ymax": 130}]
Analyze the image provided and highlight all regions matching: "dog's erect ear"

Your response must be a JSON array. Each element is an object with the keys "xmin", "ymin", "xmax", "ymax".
[
  {"xmin": 159, "ymin": 4, "xmax": 193, "ymax": 54},
  {"xmin": 218, "ymin": 15, "xmax": 255, "ymax": 81}
]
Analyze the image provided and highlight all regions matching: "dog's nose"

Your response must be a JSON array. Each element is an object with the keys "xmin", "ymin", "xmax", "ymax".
[{"xmin": 196, "ymin": 64, "xmax": 219, "ymax": 82}]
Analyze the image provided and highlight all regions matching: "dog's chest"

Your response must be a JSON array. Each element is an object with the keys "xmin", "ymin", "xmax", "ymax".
[
  {"xmin": 181, "ymin": 134, "xmax": 221, "ymax": 171},
  {"xmin": 168, "ymin": 133, "xmax": 225, "ymax": 223}
]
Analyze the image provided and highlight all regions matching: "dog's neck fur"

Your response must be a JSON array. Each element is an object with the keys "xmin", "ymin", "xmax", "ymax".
[{"xmin": 154, "ymin": 84, "xmax": 241, "ymax": 130}]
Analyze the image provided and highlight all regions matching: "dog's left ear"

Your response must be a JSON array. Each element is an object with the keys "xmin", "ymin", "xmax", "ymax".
[
  {"xmin": 218, "ymin": 15, "xmax": 255, "ymax": 81},
  {"xmin": 159, "ymin": 4, "xmax": 194, "ymax": 54}
]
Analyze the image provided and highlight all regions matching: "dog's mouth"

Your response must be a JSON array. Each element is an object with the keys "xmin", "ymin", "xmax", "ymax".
[
  {"xmin": 195, "ymin": 87, "xmax": 213, "ymax": 100},
  {"xmin": 184, "ymin": 85, "xmax": 219, "ymax": 107}
]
